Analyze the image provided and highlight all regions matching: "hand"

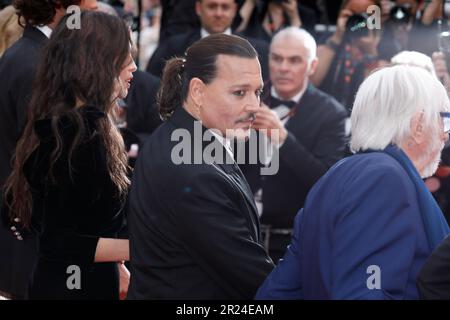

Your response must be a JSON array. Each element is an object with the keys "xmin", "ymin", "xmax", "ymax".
[
  {"xmin": 127, "ymin": 143, "xmax": 139, "ymax": 159},
  {"xmin": 380, "ymin": 0, "xmax": 393, "ymax": 23},
  {"xmin": 118, "ymin": 262, "xmax": 130, "ymax": 300},
  {"xmin": 282, "ymin": 0, "xmax": 301, "ymax": 27},
  {"xmin": 332, "ymin": 8, "xmax": 353, "ymax": 45},
  {"xmin": 252, "ymin": 103, "xmax": 288, "ymax": 146}
]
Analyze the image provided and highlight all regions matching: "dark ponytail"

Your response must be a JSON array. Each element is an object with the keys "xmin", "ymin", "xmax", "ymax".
[
  {"xmin": 157, "ymin": 34, "xmax": 258, "ymax": 121},
  {"xmin": 157, "ymin": 57, "xmax": 185, "ymax": 121}
]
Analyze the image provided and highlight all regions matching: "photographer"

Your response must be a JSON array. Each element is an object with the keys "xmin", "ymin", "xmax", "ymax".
[
  {"xmin": 236, "ymin": 0, "xmax": 317, "ymax": 42},
  {"xmin": 415, "ymin": 0, "xmax": 450, "ymax": 56},
  {"xmin": 433, "ymin": 51, "xmax": 450, "ymax": 92},
  {"xmin": 377, "ymin": 1, "xmax": 421, "ymax": 60},
  {"xmin": 311, "ymin": 0, "xmax": 382, "ymax": 111}
]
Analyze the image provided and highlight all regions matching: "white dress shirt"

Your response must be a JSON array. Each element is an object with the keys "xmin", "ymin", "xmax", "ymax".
[
  {"xmin": 36, "ymin": 25, "xmax": 52, "ymax": 39},
  {"xmin": 200, "ymin": 28, "xmax": 232, "ymax": 39}
]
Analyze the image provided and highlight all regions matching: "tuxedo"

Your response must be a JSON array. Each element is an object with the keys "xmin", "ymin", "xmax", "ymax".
[
  {"xmin": 146, "ymin": 29, "xmax": 270, "ymax": 80},
  {"xmin": 127, "ymin": 106, "xmax": 274, "ymax": 299}
]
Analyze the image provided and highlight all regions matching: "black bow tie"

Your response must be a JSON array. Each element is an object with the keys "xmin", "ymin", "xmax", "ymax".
[{"xmin": 270, "ymin": 96, "xmax": 296, "ymax": 109}]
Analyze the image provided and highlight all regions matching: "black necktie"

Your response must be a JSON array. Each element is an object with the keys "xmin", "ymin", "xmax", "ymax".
[{"xmin": 270, "ymin": 96, "xmax": 296, "ymax": 109}]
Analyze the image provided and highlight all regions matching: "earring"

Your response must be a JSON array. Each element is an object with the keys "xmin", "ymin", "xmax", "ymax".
[{"xmin": 196, "ymin": 104, "xmax": 202, "ymax": 118}]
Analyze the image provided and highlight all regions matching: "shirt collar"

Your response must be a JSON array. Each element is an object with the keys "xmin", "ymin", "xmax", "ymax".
[
  {"xmin": 270, "ymin": 82, "xmax": 308, "ymax": 104},
  {"xmin": 200, "ymin": 27, "xmax": 232, "ymax": 39},
  {"xmin": 35, "ymin": 25, "xmax": 52, "ymax": 39},
  {"xmin": 209, "ymin": 129, "xmax": 234, "ymax": 161}
]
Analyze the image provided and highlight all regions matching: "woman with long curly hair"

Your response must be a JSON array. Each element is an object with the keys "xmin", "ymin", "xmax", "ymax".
[
  {"xmin": 2, "ymin": 11, "xmax": 136, "ymax": 299},
  {"xmin": 0, "ymin": 0, "xmax": 98, "ymax": 300}
]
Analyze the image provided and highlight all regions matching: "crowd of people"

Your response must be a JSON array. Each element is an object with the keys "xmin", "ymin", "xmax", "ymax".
[{"xmin": 2, "ymin": 0, "xmax": 450, "ymax": 300}]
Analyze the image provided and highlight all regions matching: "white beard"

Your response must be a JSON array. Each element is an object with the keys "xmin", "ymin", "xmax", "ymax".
[{"xmin": 420, "ymin": 140, "xmax": 445, "ymax": 178}]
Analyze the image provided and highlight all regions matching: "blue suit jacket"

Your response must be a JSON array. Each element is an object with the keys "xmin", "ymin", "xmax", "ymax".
[{"xmin": 256, "ymin": 151, "xmax": 444, "ymax": 299}]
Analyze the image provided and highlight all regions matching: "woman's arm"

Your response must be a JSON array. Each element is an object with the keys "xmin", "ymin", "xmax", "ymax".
[
  {"xmin": 310, "ymin": 9, "xmax": 352, "ymax": 86},
  {"xmin": 94, "ymin": 238, "xmax": 129, "ymax": 262},
  {"xmin": 422, "ymin": 0, "xmax": 443, "ymax": 26},
  {"xmin": 236, "ymin": 0, "xmax": 257, "ymax": 33},
  {"xmin": 282, "ymin": 0, "xmax": 302, "ymax": 28}
]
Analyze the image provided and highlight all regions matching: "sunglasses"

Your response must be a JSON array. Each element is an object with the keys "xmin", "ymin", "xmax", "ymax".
[{"xmin": 440, "ymin": 112, "xmax": 450, "ymax": 133}]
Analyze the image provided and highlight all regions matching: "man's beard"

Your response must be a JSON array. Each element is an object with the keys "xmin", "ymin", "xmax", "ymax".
[{"xmin": 419, "ymin": 133, "xmax": 445, "ymax": 178}]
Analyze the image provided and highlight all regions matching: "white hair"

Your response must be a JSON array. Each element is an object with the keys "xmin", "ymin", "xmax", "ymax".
[
  {"xmin": 350, "ymin": 65, "xmax": 449, "ymax": 153},
  {"xmin": 270, "ymin": 27, "xmax": 317, "ymax": 64},
  {"xmin": 97, "ymin": 2, "xmax": 119, "ymax": 16},
  {"xmin": 391, "ymin": 51, "xmax": 437, "ymax": 78}
]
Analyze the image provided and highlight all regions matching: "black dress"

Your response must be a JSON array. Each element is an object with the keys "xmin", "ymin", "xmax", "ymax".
[{"xmin": 19, "ymin": 106, "xmax": 126, "ymax": 299}]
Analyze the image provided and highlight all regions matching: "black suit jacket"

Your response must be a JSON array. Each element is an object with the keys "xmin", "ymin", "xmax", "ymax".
[
  {"xmin": 125, "ymin": 70, "xmax": 161, "ymax": 140},
  {"xmin": 0, "ymin": 25, "xmax": 47, "ymax": 298},
  {"xmin": 417, "ymin": 235, "xmax": 450, "ymax": 299},
  {"xmin": 241, "ymin": 84, "xmax": 348, "ymax": 228},
  {"xmin": 146, "ymin": 29, "xmax": 269, "ymax": 81},
  {"xmin": 127, "ymin": 106, "xmax": 274, "ymax": 299},
  {"xmin": 0, "ymin": 25, "xmax": 47, "ymax": 185}
]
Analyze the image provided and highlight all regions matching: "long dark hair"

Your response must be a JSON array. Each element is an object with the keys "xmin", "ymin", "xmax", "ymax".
[
  {"xmin": 158, "ymin": 34, "xmax": 258, "ymax": 120},
  {"xmin": 4, "ymin": 11, "xmax": 131, "ymax": 228}
]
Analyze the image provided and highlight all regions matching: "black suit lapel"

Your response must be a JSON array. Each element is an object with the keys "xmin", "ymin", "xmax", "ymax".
[
  {"xmin": 214, "ymin": 161, "xmax": 260, "ymax": 241},
  {"xmin": 169, "ymin": 107, "xmax": 261, "ymax": 239},
  {"xmin": 23, "ymin": 26, "xmax": 49, "ymax": 46},
  {"xmin": 285, "ymin": 85, "xmax": 313, "ymax": 131}
]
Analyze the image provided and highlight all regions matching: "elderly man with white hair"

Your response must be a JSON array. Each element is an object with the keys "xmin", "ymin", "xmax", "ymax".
[
  {"xmin": 255, "ymin": 65, "xmax": 450, "ymax": 300},
  {"xmin": 240, "ymin": 27, "xmax": 348, "ymax": 263}
]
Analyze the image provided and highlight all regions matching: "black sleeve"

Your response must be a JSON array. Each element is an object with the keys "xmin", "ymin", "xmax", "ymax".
[
  {"xmin": 37, "ymin": 132, "xmax": 106, "ymax": 266},
  {"xmin": 418, "ymin": 235, "xmax": 450, "ymax": 299}
]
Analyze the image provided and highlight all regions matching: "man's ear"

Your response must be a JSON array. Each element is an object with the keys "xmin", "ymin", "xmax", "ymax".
[
  {"xmin": 308, "ymin": 57, "xmax": 319, "ymax": 77},
  {"xmin": 410, "ymin": 110, "xmax": 426, "ymax": 145},
  {"xmin": 188, "ymin": 77, "xmax": 205, "ymax": 107}
]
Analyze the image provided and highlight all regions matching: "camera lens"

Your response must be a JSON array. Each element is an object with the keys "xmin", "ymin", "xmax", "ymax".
[
  {"xmin": 390, "ymin": 5, "xmax": 411, "ymax": 24},
  {"xmin": 345, "ymin": 14, "xmax": 369, "ymax": 39}
]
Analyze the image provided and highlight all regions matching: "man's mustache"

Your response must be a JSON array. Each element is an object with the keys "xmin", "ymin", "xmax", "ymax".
[{"xmin": 235, "ymin": 113, "xmax": 256, "ymax": 124}]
